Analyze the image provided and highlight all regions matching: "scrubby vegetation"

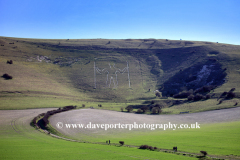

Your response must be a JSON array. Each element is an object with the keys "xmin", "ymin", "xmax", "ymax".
[
  {"xmin": 218, "ymin": 88, "xmax": 236, "ymax": 101},
  {"xmin": 173, "ymin": 90, "xmax": 193, "ymax": 98},
  {"xmin": 119, "ymin": 141, "xmax": 124, "ymax": 145},
  {"xmin": 200, "ymin": 151, "xmax": 208, "ymax": 156},
  {"xmin": 2, "ymin": 73, "xmax": 12, "ymax": 80},
  {"xmin": 6, "ymin": 60, "xmax": 13, "ymax": 64},
  {"xmin": 192, "ymin": 93, "xmax": 205, "ymax": 101},
  {"xmin": 155, "ymin": 90, "xmax": 162, "ymax": 97},
  {"xmin": 136, "ymin": 108, "xmax": 143, "ymax": 114},
  {"xmin": 125, "ymin": 106, "xmax": 133, "ymax": 112},
  {"xmin": 139, "ymin": 145, "xmax": 157, "ymax": 151},
  {"xmin": 173, "ymin": 146, "xmax": 177, "ymax": 152},
  {"xmin": 173, "ymin": 85, "xmax": 216, "ymax": 102},
  {"xmin": 140, "ymin": 106, "xmax": 148, "ymax": 113},
  {"xmin": 39, "ymin": 105, "xmax": 76, "ymax": 128}
]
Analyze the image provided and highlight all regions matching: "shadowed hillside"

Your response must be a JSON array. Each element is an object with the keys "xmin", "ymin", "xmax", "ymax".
[{"xmin": 1, "ymin": 37, "xmax": 240, "ymax": 109}]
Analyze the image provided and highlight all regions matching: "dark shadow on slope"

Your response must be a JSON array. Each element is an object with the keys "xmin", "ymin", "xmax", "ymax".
[{"xmin": 159, "ymin": 60, "xmax": 227, "ymax": 96}]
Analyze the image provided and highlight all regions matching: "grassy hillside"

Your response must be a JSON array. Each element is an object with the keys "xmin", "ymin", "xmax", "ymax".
[{"xmin": 1, "ymin": 36, "xmax": 240, "ymax": 110}]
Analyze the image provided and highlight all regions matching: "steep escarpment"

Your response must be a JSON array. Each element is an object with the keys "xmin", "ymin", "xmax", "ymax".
[{"xmin": 0, "ymin": 37, "xmax": 239, "ymax": 103}]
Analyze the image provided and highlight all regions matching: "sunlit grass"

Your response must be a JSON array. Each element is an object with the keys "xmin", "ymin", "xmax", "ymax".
[
  {"xmin": 0, "ymin": 114, "xmax": 195, "ymax": 160},
  {"xmin": 71, "ymin": 121, "xmax": 240, "ymax": 156}
]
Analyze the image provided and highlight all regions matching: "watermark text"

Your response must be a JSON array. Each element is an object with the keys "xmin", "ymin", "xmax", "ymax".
[{"xmin": 56, "ymin": 122, "xmax": 200, "ymax": 131}]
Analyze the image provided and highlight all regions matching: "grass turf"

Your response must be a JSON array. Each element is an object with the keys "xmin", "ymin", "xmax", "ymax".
[
  {"xmin": 67, "ymin": 121, "xmax": 240, "ymax": 156},
  {"xmin": 0, "ymin": 120, "xmax": 195, "ymax": 160}
]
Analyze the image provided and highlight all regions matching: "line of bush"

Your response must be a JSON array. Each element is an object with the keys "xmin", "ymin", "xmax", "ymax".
[
  {"xmin": 219, "ymin": 88, "xmax": 236, "ymax": 100},
  {"xmin": 41, "ymin": 105, "xmax": 77, "ymax": 127},
  {"xmin": 30, "ymin": 113, "xmax": 46, "ymax": 128},
  {"xmin": 139, "ymin": 145, "xmax": 158, "ymax": 151},
  {"xmin": 31, "ymin": 106, "xmax": 77, "ymax": 129},
  {"xmin": 217, "ymin": 88, "xmax": 236, "ymax": 105},
  {"xmin": 126, "ymin": 103, "xmax": 163, "ymax": 114},
  {"xmin": 172, "ymin": 85, "xmax": 217, "ymax": 102},
  {"xmin": 173, "ymin": 90, "xmax": 193, "ymax": 98},
  {"xmin": 187, "ymin": 93, "xmax": 211, "ymax": 101},
  {"xmin": 173, "ymin": 85, "xmax": 216, "ymax": 99}
]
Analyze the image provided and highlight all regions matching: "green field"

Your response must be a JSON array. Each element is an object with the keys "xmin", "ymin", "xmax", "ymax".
[
  {"xmin": 0, "ymin": 132, "xmax": 196, "ymax": 160},
  {"xmin": 48, "ymin": 108, "xmax": 240, "ymax": 159},
  {"xmin": 0, "ymin": 109, "xmax": 196, "ymax": 160},
  {"xmin": 1, "ymin": 37, "xmax": 240, "ymax": 159},
  {"xmin": 1, "ymin": 109, "xmax": 239, "ymax": 159},
  {"xmin": 78, "ymin": 121, "xmax": 240, "ymax": 156}
]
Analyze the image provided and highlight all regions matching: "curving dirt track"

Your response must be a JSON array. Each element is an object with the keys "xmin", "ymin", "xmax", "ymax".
[{"xmin": 49, "ymin": 107, "xmax": 240, "ymax": 138}]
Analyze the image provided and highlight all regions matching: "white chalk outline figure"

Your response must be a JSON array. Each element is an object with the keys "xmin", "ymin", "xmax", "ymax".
[{"xmin": 94, "ymin": 61, "xmax": 131, "ymax": 88}]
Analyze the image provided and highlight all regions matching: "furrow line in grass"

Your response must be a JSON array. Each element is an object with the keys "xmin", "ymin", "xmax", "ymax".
[
  {"xmin": 11, "ymin": 118, "xmax": 23, "ymax": 135},
  {"xmin": 11, "ymin": 116, "xmax": 38, "ymax": 140}
]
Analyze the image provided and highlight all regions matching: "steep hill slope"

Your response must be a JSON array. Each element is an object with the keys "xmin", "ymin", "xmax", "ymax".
[{"xmin": 1, "ymin": 37, "xmax": 240, "ymax": 109}]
